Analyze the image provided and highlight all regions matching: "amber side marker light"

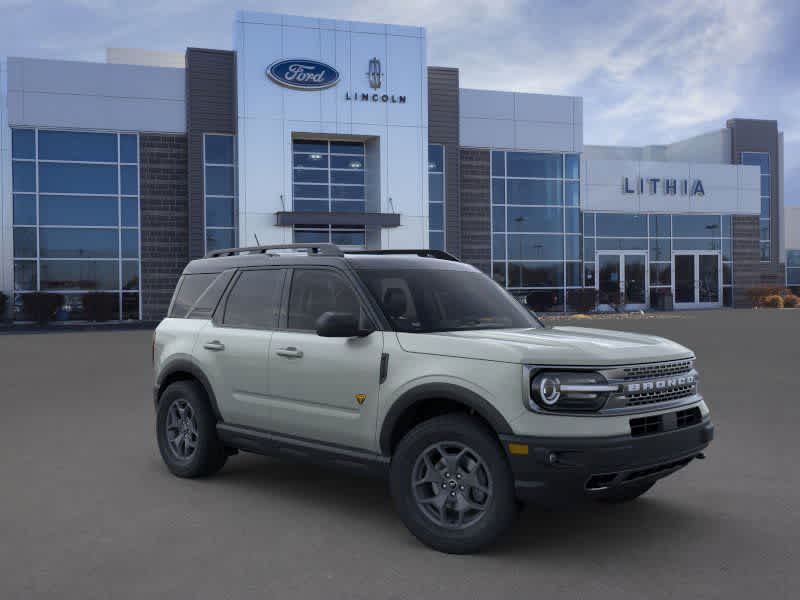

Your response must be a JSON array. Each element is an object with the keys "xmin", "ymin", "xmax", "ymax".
[{"xmin": 508, "ymin": 443, "xmax": 529, "ymax": 455}]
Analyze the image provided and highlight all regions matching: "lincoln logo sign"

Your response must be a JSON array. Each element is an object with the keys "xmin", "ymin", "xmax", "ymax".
[
  {"xmin": 266, "ymin": 59, "xmax": 340, "ymax": 90},
  {"xmin": 623, "ymin": 176, "xmax": 705, "ymax": 196}
]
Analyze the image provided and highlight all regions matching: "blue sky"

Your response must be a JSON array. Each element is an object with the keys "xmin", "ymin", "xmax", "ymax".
[{"xmin": 2, "ymin": 0, "xmax": 798, "ymax": 204}]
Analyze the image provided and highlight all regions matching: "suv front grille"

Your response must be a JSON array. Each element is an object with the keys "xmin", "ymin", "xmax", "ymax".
[
  {"xmin": 625, "ymin": 383, "xmax": 696, "ymax": 407},
  {"xmin": 621, "ymin": 360, "xmax": 693, "ymax": 381},
  {"xmin": 629, "ymin": 406, "xmax": 703, "ymax": 437}
]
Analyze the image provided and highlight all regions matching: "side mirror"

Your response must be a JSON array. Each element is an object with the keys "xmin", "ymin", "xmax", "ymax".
[{"xmin": 315, "ymin": 312, "xmax": 373, "ymax": 338}]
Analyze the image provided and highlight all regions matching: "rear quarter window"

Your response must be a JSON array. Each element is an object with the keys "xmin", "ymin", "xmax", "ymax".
[{"xmin": 169, "ymin": 273, "xmax": 220, "ymax": 318}]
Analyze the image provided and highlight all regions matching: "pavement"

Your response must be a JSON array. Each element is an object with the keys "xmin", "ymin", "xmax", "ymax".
[{"xmin": 1, "ymin": 309, "xmax": 798, "ymax": 599}]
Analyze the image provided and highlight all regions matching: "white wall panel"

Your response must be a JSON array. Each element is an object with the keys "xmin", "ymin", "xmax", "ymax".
[
  {"xmin": 460, "ymin": 117, "xmax": 514, "ymax": 149},
  {"xmin": 514, "ymin": 121, "xmax": 574, "ymax": 152},
  {"xmin": 460, "ymin": 89, "xmax": 514, "ymax": 120}
]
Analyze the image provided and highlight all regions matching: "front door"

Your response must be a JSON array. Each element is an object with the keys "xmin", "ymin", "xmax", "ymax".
[
  {"xmin": 596, "ymin": 252, "xmax": 648, "ymax": 310},
  {"xmin": 266, "ymin": 267, "xmax": 384, "ymax": 451},
  {"xmin": 672, "ymin": 252, "xmax": 721, "ymax": 309}
]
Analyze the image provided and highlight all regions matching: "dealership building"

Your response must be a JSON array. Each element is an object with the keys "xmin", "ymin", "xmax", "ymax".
[{"xmin": 0, "ymin": 10, "xmax": 794, "ymax": 320}]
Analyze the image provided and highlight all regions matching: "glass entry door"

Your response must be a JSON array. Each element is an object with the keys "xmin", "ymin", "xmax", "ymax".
[
  {"xmin": 673, "ymin": 252, "xmax": 721, "ymax": 309},
  {"xmin": 596, "ymin": 252, "xmax": 648, "ymax": 310}
]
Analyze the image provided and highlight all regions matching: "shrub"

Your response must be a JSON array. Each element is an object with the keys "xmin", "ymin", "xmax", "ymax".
[
  {"xmin": 762, "ymin": 295, "xmax": 784, "ymax": 309},
  {"xmin": 747, "ymin": 287, "xmax": 791, "ymax": 307},
  {"xmin": 82, "ymin": 292, "xmax": 118, "ymax": 322},
  {"xmin": 782, "ymin": 294, "xmax": 799, "ymax": 308},
  {"xmin": 21, "ymin": 293, "xmax": 64, "ymax": 324}
]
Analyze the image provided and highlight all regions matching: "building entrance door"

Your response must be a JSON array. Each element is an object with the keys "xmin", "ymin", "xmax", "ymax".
[
  {"xmin": 672, "ymin": 252, "xmax": 722, "ymax": 309},
  {"xmin": 596, "ymin": 252, "xmax": 648, "ymax": 311}
]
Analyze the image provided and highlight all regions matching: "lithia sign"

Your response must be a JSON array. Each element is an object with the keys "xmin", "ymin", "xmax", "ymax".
[
  {"xmin": 623, "ymin": 177, "xmax": 705, "ymax": 196},
  {"xmin": 267, "ymin": 57, "xmax": 406, "ymax": 103}
]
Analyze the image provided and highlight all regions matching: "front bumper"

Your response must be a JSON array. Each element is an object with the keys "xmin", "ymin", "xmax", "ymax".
[{"xmin": 499, "ymin": 417, "xmax": 714, "ymax": 504}]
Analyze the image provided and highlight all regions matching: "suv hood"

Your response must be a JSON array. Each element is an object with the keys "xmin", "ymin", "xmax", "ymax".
[{"xmin": 396, "ymin": 326, "xmax": 693, "ymax": 366}]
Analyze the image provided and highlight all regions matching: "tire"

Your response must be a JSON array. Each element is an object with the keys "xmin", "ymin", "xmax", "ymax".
[
  {"xmin": 390, "ymin": 414, "xmax": 518, "ymax": 554},
  {"xmin": 156, "ymin": 380, "xmax": 227, "ymax": 478},
  {"xmin": 593, "ymin": 481, "xmax": 654, "ymax": 504}
]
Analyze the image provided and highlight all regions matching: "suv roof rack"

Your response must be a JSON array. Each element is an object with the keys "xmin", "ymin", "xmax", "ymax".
[
  {"xmin": 346, "ymin": 249, "xmax": 461, "ymax": 262},
  {"xmin": 205, "ymin": 243, "xmax": 345, "ymax": 258}
]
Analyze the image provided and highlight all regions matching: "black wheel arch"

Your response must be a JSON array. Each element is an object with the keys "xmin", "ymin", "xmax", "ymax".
[
  {"xmin": 155, "ymin": 359, "xmax": 222, "ymax": 421},
  {"xmin": 379, "ymin": 383, "xmax": 513, "ymax": 456}
]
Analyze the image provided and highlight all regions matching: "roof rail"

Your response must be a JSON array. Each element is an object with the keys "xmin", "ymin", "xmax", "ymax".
[
  {"xmin": 204, "ymin": 243, "xmax": 344, "ymax": 258},
  {"xmin": 345, "ymin": 249, "xmax": 461, "ymax": 262}
]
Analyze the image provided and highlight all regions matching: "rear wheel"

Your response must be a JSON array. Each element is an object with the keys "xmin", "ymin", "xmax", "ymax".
[
  {"xmin": 156, "ymin": 380, "xmax": 227, "ymax": 478},
  {"xmin": 593, "ymin": 481, "xmax": 654, "ymax": 504},
  {"xmin": 390, "ymin": 414, "xmax": 517, "ymax": 554}
]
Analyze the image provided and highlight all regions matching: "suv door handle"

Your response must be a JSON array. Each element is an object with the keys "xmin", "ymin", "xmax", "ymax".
[
  {"xmin": 203, "ymin": 340, "xmax": 225, "ymax": 351},
  {"xmin": 276, "ymin": 347, "xmax": 303, "ymax": 359}
]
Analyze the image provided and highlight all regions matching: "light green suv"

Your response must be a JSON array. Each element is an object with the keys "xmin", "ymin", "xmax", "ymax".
[{"xmin": 153, "ymin": 244, "xmax": 713, "ymax": 554}]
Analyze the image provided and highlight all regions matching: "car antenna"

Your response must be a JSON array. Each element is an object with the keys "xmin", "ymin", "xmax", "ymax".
[{"xmin": 254, "ymin": 233, "xmax": 262, "ymax": 247}]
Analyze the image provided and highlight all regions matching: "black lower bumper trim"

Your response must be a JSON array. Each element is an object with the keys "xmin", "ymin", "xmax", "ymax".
[{"xmin": 500, "ymin": 418, "xmax": 713, "ymax": 503}]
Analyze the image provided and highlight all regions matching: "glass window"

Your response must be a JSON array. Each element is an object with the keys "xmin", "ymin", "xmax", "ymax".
[
  {"xmin": 565, "ymin": 208, "xmax": 580, "ymax": 233},
  {"xmin": 13, "ymin": 227, "xmax": 37, "ymax": 258},
  {"xmin": 595, "ymin": 213, "xmax": 647, "ymax": 237},
  {"xmin": 429, "ymin": 203, "xmax": 444, "ymax": 231},
  {"xmin": 293, "ymin": 229, "xmax": 328, "ymax": 243},
  {"xmin": 331, "ymin": 156, "xmax": 363, "ymax": 170},
  {"xmin": 741, "ymin": 152, "xmax": 769, "ymax": 174},
  {"xmin": 596, "ymin": 238, "xmax": 648, "ymax": 251},
  {"xmin": 565, "ymin": 181, "xmax": 580, "ymax": 206},
  {"xmin": 583, "ymin": 237, "xmax": 594, "ymax": 262},
  {"xmin": 40, "ymin": 228, "xmax": 118, "ymax": 258},
  {"xmin": 40, "ymin": 260, "xmax": 119, "ymax": 290},
  {"xmin": 331, "ymin": 185, "xmax": 364, "ymax": 200},
  {"xmin": 583, "ymin": 213, "xmax": 595, "ymax": 237},
  {"xmin": 206, "ymin": 229, "xmax": 235, "ymax": 252},
  {"xmin": 649, "ymin": 214, "xmax": 671, "ymax": 238},
  {"xmin": 760, "ymin": 242, "xmax": 770, "ymax": 262},
  {"xmin": 293, "ymin": 168, "xmax": 328, "ymax": 184},
  {"xmin": 565, "ymin": 154, "xmax": 580, "ymax": 180},
  {"xmin": 649, "ymin": 238, "xmax": 671, "ymax": 261},
  {"xmin": 331, "ymin": 170, "xmax": 365, "ymax": 185},
  {"xmin": 525, "ymin": 289, "xmax": 564, "ymax": 312},
  {"xmin": 13, "ymin": 194, "xmax": 36, "ymax": 225},
  {"xmin": 673, "ymin": 238, "xmax": 721, "ymax": 251},
  {"xmin": 565, "ymin": 235, "xmax": 581, "ymax": 261},
  {"xmin": 650, "ymin": 264, "xmax": 671, "ymax": 286},
  {"xmin": 294, "ymin": 183, "xmax": 329, "ymax": 199},
  {"xmin": 12, "ymin": 161, "xmax": 36, "ymax": 192},
  {"xmin": 507, "ymin": 152, "xmax": 562, "ymax": 178},
  {"xmin": 507, "ymin": 234, "xmax": 564, "ymax": 260},
  {"xmin": 187, "ymin": 270, "xmax": 235, "ymax": 318},
  {"xmin": 122, "ymin": 293, "xmax": 140, "ymax": 320},
  {"xmin": 120, "ymin": 135, "xmax": 138, "ymax": 163},
  {"xmin": 39, "ymin": 163, "xmax": 118, "ymax": 194},
  {"xmin": 206, "ymin": 197, "xmax": 235, "ymax": 227},
  {"xmin": 169, "ymin": 273, "xmax": 218, "ymax": 318},
  {"xmin": 294, "ymin": 153, "xmax": 329, "ymax": 168},
  {"xmin": 288, "ymin": 269, "xmax": 362, "ymax": 331},
  {"xmin": 428, "ymin": 145, "xmax": 444, "ymax": 172},
  {"xmin": 759, "ymin": 219, "xmax": 770, "ymax": 241},
  {"xmin": 722, "ymin": 238, "xmax": 732, "ymax": 262},
  {"xmin": 508, "ymin": 262, "xmax": 564, "ymax": 287},
  {"xmin": 331, "ymin": 200, "xmax": 365, "ymax": 213},
  {"xmin": 760, "ymin": 175, "xmax": 770, "ymax": 197},
  {"xmin": 507, "ymin": 206, "xmax": 563, "ymax": 233},
  {"xmin": 723, "ymin": 263, "xmax": 732, "ymax": 285},
  {"xmin": 121, "ymin": 198, "xmax": 139, "ymax": 227},
  {"xmin": 492, "ymin": 234, "xmax": 506, "ymax": 260},
  {"xmin": 506, "ymin": 180, "xmax": 562, "ymax": 205},
  {"xmin": 38, "ymin": 131, "xmax": 117, "ymax": 162},
  {"xmin": 787, "ymin": 250, "xmax": 800, "ymax": 268},
  {"xmin": 332, "ymin": 229, "xmax": 366, "ymax": 247},
  {"xmin": 295, "ymin": 199, "xmax": 328, "ymax": 212},
  {"xmin": 293, "ymin": 140, "xmax": 328, "ymax": 154},
  {"xmin": 721, "ymin": 215, "xmax": 732, "ymax": 237},
  {"xmin": 40, "ymin": 195, "xmax": 118, "ymax": 226},
  {"xmin": 205, "ymin": 135, "xmax": 235, "ymax": 164},
  {"xmin": 492, "ymin": 206, "xmax": 505, "ymax": 232},
  {"xmin": 14, "ymin": 261, "xmax": 37, "ymax": 291},
  {"xmin": 122, "ymin": 261, "xmax": 139, "ymax": 290},
  {"xmin": 566, "ymin": 262, "xmax": 581, "ymax": 287},
  {"xmin": 492, "ymin": 179, "xmax": 505, "ymax": 205},
  {"xmin": 206, "ymin": 166, "xmax": 235, "ymax": 196},
  {"xmin": 584, "ymin": 262, "xmax": 595, "ymax": 287},
  {"xmin": 12, "ymin": 129, "xmax": 35, "ymax": 159},
  {"xmin": 330, "ymin": 141, "xmax": 364, "ymax": 155},
  {"xmin": 673, "ymin": 214, "xmax": 721, "ymax": 237},
  {"xmin": 761, "ymin": 197, "xmax": 770, "ymax": 219},
  {"xmin": 121, "ymin": 165, "xmax": 138, "ymax": 195},
  {"xmin": 122, "ymin": 229, "xmax": 139, "ymax": 259},
  {"xmin": 491, "ymin": 151, "xmax": 505, "ymax": 177},
  {"xmin": 223, "ymin": 269, "xmax": 284, "ymax": 329},
  {"xmin": 429, "ymin": 172, "xmax": 444, "ymax": 203}
]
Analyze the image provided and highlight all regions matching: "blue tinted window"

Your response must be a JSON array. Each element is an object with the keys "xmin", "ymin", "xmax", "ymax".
[
  {"xmin": 206, "ymin": 228, "xmax": 235, "ymax": 251},
  {"xmin": 332, "ymin": 201, "xmax": 365, "ymax": 213},
  {"xmin": 294, "ymin": 229, "xmax": 329, "ymax": 243},
  {"xmin": 760, "ymin": 175, "xmax": 770, "ymax": 196},
  {"xmin": 673, "ymin": 214, "xmax": 721, "ymax": 237},
  {"xmin": 491, "ymin": 151, "xmax": 505, "ymax": 177},
  {"xmin": 121, "ymin": 198, "xmax": 139, "ymax": 226},
  {"xmin": 493, "ymin": 235, "xmax": 506, "ymax": 260},
  {"xmin": 649, "ymin": 238, "xmax": 671, "ymax": 261},
  {"xmin": 429, "ymin": 231, "xmax": 444, "ymax": 251},
  {"xmin": 14, "ymin": 261, "xmax": 37, "ymax": 290},
  {"xmin": 565, "ymin": 208, "xmax": 580, "ymax": 233},
  {"xmin": 120, "ymin": 135, "xmax": 138, "ymax": 163},
  {"xmin": 429, "ymin": 203, "xmax": 443, "ymax": 230},
  {"xmin": 721, "ymin": 215, "xmax": 732, "ymax": 237},
  {"xmin": 13, "ymin": 194, "xmax": 36, "ymax": 225},
  {"xmin": 206, "ymin": 166, "xmax": 235, "ymax": 195},
  {"xmin": 293, "ymin": 140, "xmax": 328, "ymax": 154},
  {"xmin": 507, "ymin": 234, "xmax": 564, "ymax": 260},
  {"xmin": 565, "ymin": 154, "xmax": 580, "ymax": 179},
  {"xmin": 294, "ymin": 200, "xmax": 328, "ymax": 212},
  {"xmin": 12, "ymin": 129, "xmax": 35, "ymax": 159},
  {"xmin": 332, "ymin": 170, "xmax": 365, "ymax": 185},
  {"xmin": 565, "ymin": 181, "xmax": 579, "ymax": 206},
  {"xmin": 38, "ymin": 131, "xmax": 117, "ymax": 162},
  {"xmin": 761, "ymin": 197, "xmax": 770, "ymax": 218},
  {"xmin": 787, "ymin": 250, "xmax": 800, "ymax": 268},
  {"xmin": 507, "ymin": 180, "xmax": 562, "ymax": 205},
  {"xmin": 121, "ymin": 229, "xmax": 139, "ymax": 258},
  {"xmin": 760, "ymin": 242, "xmax": 770, "ymax": 261},
  {"xmin": 331, "ymin": 185, "xmax": 364, "ymax": 200},
  {"xmin": 583, "ymin": 213, "xmax": 594, "ymax": 236},
  {"xmin": 122, "ymin": 261, "xmax": 139, "ymax": 290},
  {"xmin": 206, "ymin": 197, "xmax": 234, "ymax": 227},
  {"xmin": 429, "ymin": 173, "xmax": 444, "ymax": 203},
  {"xmin": 12, "ymin": 161, "xmax": 36, "ymax": 192},
  {"xmin": 293, "ymin": 168, "xmax": 329, "ymax": 184},
  {"xmin": 331, "ymin": 155, "xmax": 362, "ymax": 169},
  {"xmin": 595, "ymin": 213, "xmax": 647, "ymax": 237},
  {"xmin": 673, "ymin": 238, "xmax": 721, "ymax": 251},
  {"xmin": 205, "ymin": 135, "xmax": 234, "ymax": 164},
  {"xmin": 40, "ymin": 228, "xmax": 118, "ymax": 258},
  {"xmin": 330, "ymin": 141, "xmax": 364, "ymax": 155},
  {"xmin": 39, "ymin": 163, "xmax": 118, "ymax": 194},
  {"xmin": 13, "ymin": 227, "xmax": 37, "ymax": 258},
  {"xmin": 566, "ymin": 262, "xmax": 581, "ymax": 287},
  {"xmin": 121, "ymin": 165, "xmax": 138, "ymax": 195},
  {"xmin": 722, "ymin": 238, "xmax": 732, "ymax": 261},
  {"xmin": 40, "ymin": 260, "xmax": 119, "ymax": 291},
  {"xmin": 294, "ymin": 184, "xmax": 328, "ymax": 199},
  {"xmin": 649, "ymin": 214, "xmax": 671, "ymax": 237},
  {"xmin": 583, "ymin": 238, "xmax": 594, "ymax": 261},
  {"xmin": 428, "ymin": 145, "xmax": 444, "ymax": 172},
  {"xmin": 40, "ymin": 195, "xmax": 118, "ymax": 226},
  {"xmin": 741, "ymin": 152, "xmax": 769, "ymax": 174},
  {"xmin": 596, "ymin": 238, "xmax": 648, "ymax": 251},
  {"xmin": 492, "ymin": 206, "xmax": 505, "ymax": 232},
  {"xmin": 492, "ymin": 179, "xmax": 505, "ymax": 205},
  {"xmin": 507, "ymin": 206, "xmax": 563, "ymax": 233},
  {"xmin": 507, "ymin": 153, "xmax": 562, "ymax": 178},
  {"xmin": 294, "ymin": 153, "xmax": 329, "ymax": 168},
  {"xmin": 331, "ymin": 230, "xmax": 366, "ymax": 246},
  {"xmin": 508, "ymin": 262, "xmax": 564, "ymax": 287}
]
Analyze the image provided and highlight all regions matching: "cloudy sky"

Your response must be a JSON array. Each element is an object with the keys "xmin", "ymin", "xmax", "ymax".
[{"xmin": 2, "ymin": 0, "xmax": 798, "ymax": 204}]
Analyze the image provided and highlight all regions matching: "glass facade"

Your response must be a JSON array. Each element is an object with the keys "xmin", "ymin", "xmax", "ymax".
[
  {"xmin": 11, "ymin": 128, "xmax": 141, "ymax": 320},
  {"xmin": 491, "ymin": 150, "xmax": 580, "ymax": 311},
  {"xmin": 428, "ymin": 144, "xmax": 445, "ymax": 250},
  {"xmin": 291, "ymin": 139, "xmax": 366, "ymax": 248},
  {"xmin": 204, "ymin": 134, "xmax": 237, "ymax": 253},
  {"xmin": 584, "ymin": 213, "xmax": 734, "ymax": 307},
  {"xmin": 742, "ymin": 152, "xmax": 770, "ymax": 261},
  {"xmin": 788, "ymin": 250, "xmax": 800, "ymax": 288}
]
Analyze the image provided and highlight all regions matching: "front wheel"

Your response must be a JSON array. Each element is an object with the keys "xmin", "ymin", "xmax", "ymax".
[{"xmin": 390, "ymin": 414, "xmax": 518, "ymax": 554}]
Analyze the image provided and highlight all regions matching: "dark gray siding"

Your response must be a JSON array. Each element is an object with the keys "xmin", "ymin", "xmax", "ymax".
[
  {"xmin": 186, "ymin": 48, "xmax": 237, "ymax": 260},
  {"xmin": 139, "ymin": 134, "xmax": 189, "ymax": 320},
  {"xmin": 427, "ymin": 67, "xmax": 461, "ymax": 257},
  {"xmin": 459, "ymin": 149, "xmax": 491, "ymax": 275}
]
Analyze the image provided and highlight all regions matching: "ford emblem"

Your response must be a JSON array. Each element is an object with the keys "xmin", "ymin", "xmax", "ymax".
[{"xmin": 267, "ymin": 59, "xmax": 340, "ymax": 90}]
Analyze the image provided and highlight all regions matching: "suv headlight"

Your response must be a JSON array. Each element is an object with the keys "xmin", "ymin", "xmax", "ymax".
[{"xmin": 529, "ymin": 371, "xmax": 619, "ymax": 412}]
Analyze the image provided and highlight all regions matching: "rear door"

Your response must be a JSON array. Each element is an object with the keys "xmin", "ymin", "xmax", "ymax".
[
  {"xmin": 266, "ymin": 267, "xmax": 384, "ymax": 451},
  {"xmin": 195, "ymin": 268, "xmax": 285, "ymax": 429}
]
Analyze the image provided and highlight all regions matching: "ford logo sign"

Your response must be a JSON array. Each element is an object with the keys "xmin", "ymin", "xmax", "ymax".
[{"xmin": 267, "ymin": 59, "xmax": 340, "ymax": 90}]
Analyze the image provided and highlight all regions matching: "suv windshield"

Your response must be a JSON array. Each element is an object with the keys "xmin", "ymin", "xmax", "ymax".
[{"xmin": 356, "ymin": 268, "xmax": 541, "ymax": 333}]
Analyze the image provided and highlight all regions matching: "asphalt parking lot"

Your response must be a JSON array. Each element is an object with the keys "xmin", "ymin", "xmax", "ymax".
[{"xmin": 1, "ymin": 309, "xmax": 798, "ymax": 599}]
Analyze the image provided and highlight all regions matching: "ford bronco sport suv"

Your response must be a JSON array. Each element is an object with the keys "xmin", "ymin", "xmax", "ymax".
[{"xmin": 153, "ymin": 244, "xmax": 713, "ymax": 554}]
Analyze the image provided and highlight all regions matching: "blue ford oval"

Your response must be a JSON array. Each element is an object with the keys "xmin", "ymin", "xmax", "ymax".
[{"xmin": 267, "ymin": 59, "xmax": 340, "ymax": 90}]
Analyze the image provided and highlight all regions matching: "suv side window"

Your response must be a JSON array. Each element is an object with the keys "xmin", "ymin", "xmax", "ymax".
[
  {"xmin": 221, "ymin": 269, "xmax": 284, "ymax": 329},
  {"xmin": 287, "ymin": 269, "xmax": 364, "ymax": 331},
  {"xmin": 169, "ymin": 273, "xmax": 217, "ymax": 318}
]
